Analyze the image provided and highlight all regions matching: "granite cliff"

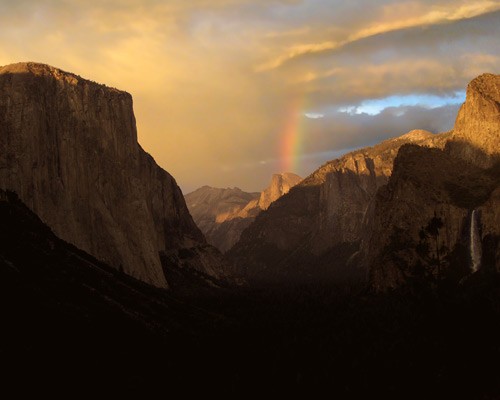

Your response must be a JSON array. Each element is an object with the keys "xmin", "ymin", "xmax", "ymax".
[
  {"xmin": 364, "ymin": 73, "xmax": 500, "ymax": 290},
  {"xmin": 0, "ymin": 62, "xmax": 228, "ymax": 288},
  {"xmin": 185, "ymin": 172, "xmax": 302, "ymax": 252},
  {"xmin": 448, "ymin": 73, "xmax": 500, "ymax": 168},
  {"xmin": 258, "ymin": 172, "xmax": 303, "ymax": 211}
]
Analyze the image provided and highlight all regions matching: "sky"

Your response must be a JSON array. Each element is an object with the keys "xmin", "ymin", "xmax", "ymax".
[{"xmin": 0, "ymin": 0, "xmax": 499, "ymax": 192}]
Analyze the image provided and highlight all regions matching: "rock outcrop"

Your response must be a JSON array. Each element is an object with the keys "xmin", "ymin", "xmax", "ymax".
[
  {"xmin": 449, "ymin": 73, "xmax": 500, "ymax": 168},
  {"xmin": 0, "ymin": 62, "xmax": 228, "ymax": 288},
  {"xmin": 228, "ymin": 131, "xmax": 436, "ymax": 285},
  {"xmin": 364, "ymin": 74, "xmax": 500, "ymax": 290},
  {"xmin": 258, "ymin": 172, "xmax": 302, "ymax": 210},
  {"xmin": 185, "ymin": 172, "xmax": 302, "ymax": 252}
]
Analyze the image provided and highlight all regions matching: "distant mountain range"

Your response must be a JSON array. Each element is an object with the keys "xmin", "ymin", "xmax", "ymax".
[{"xmin": 185, "ymin": 172, "xmax": 302, "ymax": 252}]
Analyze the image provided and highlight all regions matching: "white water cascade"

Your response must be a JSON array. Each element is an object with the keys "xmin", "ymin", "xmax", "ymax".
[{"xmin": 470, "ymin": 209, "xmax": 482, "ymax": 273}]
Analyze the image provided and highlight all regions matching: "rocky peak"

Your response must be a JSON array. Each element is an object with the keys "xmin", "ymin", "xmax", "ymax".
[
  {"xmin": 0, "ymin": 62, "xmax": 123, "ymax": 95},
  {"xmin": 258, "ymin": 172, "xmax": 303, "ymax": 210},
  {"xmin": 185, "ymin": 173, "xmax": 302, "ymax": 253},
  {"xmin": 469, "ymin": 73, "xmax": 500, "ymax": 103},
  {"xmin": 1, "ymin": 62, "xmax": 77, "ymax": 80},
  {"xmin": 185, "ymin": 186, "xmax": 259, "ymax": 225},
  {"xmin": 451, "ymin": 73, "xmax": 500, "ymax": 167},
  {"xmin": 395, "ymin": 129, "xmax": 434, "ymax": 142}
]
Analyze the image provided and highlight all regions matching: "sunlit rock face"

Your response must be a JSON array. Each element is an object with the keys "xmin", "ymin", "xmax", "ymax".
[
  {"xmin": 228, "ymin": 130, "xmax": 435, "ymax": 285},
  {"xmin": 185, "ymin": 172, "xmax": 302, "ymax": 253},
  {"xmin": 449, "ymin": 73, "xmax": 500, "ymax": 168},
  {"xmin": 258, "ymin": 173, "xmax": 302, "ymax": 211},
  {"xmin": 363, "ymin": 74, "xmax": 500, "ymax": 291},
  {"xmin": 0, "ymin": 62, "xmax": 228, "ymax": 288}
]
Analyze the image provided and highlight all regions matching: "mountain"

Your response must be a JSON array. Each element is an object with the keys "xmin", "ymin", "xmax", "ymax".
[
  {"xmin": 0, "ymin": 62, "xmax": 228, "ymax": 288},
  {"xmin": 229, "ymin": 73, "xmax": 499, "ymax": 289},
  {"xmin": 449, "ymin": 73, "xmax": 500, "ymax": 168},
  {"xmin": 258, "ymin": 172, "xmax": 303, "ymax": 210},
  {"xmin": 228, "ymin": 131, "xmax": 438, "ymax": 285},
  {"xmin": 185, "ymin": 172, "xmax": 302, "ymax": 252},
  {"xmin": 363, "ymin": 73, "xmax": 500, "ymax": 290},
  {"xmin": 185, "ymin": 186, "xmax": 260, "ymax": 252}
]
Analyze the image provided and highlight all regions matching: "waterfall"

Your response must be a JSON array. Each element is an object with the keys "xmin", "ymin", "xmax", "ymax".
[{"xmin": 470, "ymin": 209, "xmax": 482, "ymax": 273}]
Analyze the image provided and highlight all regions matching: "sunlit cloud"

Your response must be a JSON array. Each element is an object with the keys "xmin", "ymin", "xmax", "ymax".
[
  {"xmin": 304, "ymin": 112, "xmax": 324, "ymax": 119},
  {"xmin": 256, "ymin": 0, "xmax": 500, "ymax": 71},
  {"xmin": 0, "ymin": 0, "xmax": 499, "ymax": 192},
  {"xmin": 349, "ymin": 0, "xmax": 500, "ymax": 42}
]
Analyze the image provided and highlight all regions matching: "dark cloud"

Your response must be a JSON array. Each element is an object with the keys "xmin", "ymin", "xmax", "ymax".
[
  {"xmin": 276, "ymin": 10, "xmax": 500, "ymax": 108},
  {"xmin": 300, "ymin": 103, "xmax": 461, "ymax": 156}
]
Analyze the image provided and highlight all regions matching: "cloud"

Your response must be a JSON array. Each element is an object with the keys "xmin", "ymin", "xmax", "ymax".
[
  {"xmin": 256, "ymin": 1, "xmax": 500, "ymax": 71},
  {"xmin": 304, "ymin": 112, "xmax": 325, "ymax": 119},
  {"xmin": 290, "ymin": 102, "xmax": 461, "ymax": 167},
  {"xmin": 0, "ymin": 0, "xmax": 498, "ymax": 192},
  {"xmin": 277, "ymin": 12, "xmax": 500, "ymax": 109},
  {"xmin": 339, "ymin": 91, "xmax": 465, "ymax": 116}
]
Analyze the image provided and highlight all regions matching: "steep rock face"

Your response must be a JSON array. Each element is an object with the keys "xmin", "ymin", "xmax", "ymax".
[
  {"xmin": 258, "ymin": 172, "xmax": 302, "ymax": 210},
  {"xmin": 185, "ymin": 172, "xmax": 302, "ymax": 252},
  {"xmin": 450, "ymin": 73, "xmax": 500, "ymax": 167},
  {"xmin": 364, "ymin": 145, "xmax": 499, "ymax": 290},
  {"xmin": 364, "ymin": 74, "xmax": 500, "ymax": 290},
  {"xmin": 228, "ymin": 130, "xmax": 435, "ymax": 285},
  {"xmin": 0, "ymin": 62, "xmax": 227, "ymax": 288}
]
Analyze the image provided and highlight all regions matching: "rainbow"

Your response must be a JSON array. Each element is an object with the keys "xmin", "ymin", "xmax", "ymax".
[{"xmin": 279, "ymin": 95, "xmax": 304, "ymax": 173}]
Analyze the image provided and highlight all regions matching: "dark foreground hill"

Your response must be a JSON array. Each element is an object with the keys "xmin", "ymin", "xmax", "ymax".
[
  {"xmin": 0, "ymin": 189, "xmax": 226, "ymax": 395},
  {"xmin": 2, "ymin": 189, "xmax": 500, "ymax": 398}
]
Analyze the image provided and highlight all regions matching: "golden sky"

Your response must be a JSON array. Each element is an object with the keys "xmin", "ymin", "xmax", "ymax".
[{"xmin": 1, "ymin": 0, "xmax": 499, "ymax": 192}]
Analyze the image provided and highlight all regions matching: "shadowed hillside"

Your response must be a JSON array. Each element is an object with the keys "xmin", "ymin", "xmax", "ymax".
[{"xmin": 2, "ymin": 189, "xmax": 500, "ymax": 398}]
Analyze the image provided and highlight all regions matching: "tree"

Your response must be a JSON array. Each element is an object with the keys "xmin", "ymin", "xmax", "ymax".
[{"xmin": 417, "ymin": 214, "xmax": 444, "ymax": 282}]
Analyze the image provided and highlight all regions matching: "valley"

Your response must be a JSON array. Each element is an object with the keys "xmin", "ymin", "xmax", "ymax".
[{"xmin": 0, "ymin": 62, "xmax": 498, "ymax": 397}]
